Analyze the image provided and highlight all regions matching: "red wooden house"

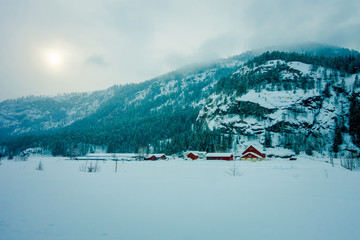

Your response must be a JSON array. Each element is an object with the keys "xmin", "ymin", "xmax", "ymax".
[
  {"xmin": 145, "ymin": 154, "xmax": 166, "ymax": 160},
  {"xmin": 240, "ymin": 145, "xmax": 266, "ymax": 161},
  {"xmin": 206, "ymin": 153, "xmax": 233, "ymax": 161},
  {"xmin": 187, "ymin": 152, "xmax": 199, "ymax": 160},
  {"xmin": 185, "ymin": 151, "xmax": 206, "ymax": 160}
]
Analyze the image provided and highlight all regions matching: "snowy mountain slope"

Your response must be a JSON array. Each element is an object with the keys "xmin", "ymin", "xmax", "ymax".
[
  {"xmin": 1, "ymin": 44, "xmax": 360, "ymax": 156},
  {"xmin": 136, "ymin": 59, "xmax": 244, "ymax": 110},
  {"xmin": 2, "ymin": 43, "xmax": 354, "ymax": 140},
  {"xmin": 0, "ymin": 57, "xmax": 244, "ymax": 139},
  {"xmin": 198, "ymin": 59, "xmax": 360, "ymax": 155},
  {"xmin": 0, "ymin": 89, "xmax": 115, "ymax": 137}
]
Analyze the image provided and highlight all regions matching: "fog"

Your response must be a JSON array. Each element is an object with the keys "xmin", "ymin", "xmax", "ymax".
[{"xmin": 0, "ymin": 0, "xmax": 359, "ymax": 100}]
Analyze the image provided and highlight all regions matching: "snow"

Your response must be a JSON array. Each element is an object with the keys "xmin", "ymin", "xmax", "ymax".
[
  {"xmin": 221, "ymin": 114, "xmax": 241, "ymax": 124},
  {"xmin": 197, "ymin": 65, "xmax": 360, "ymax": 161},
  {"xmin": 203, "ymin": 87, "xmax": 329, "ymax": 134},
  {"xmin": 128, "ymin": 89, "xmax": 149, "ymax": 105},
  {"xmin": 265, "ymin": 147, "xmax": 297, "ymax": 157},
  {"xmin": 206, "ymin": 153, "xmax": 233, "ymax": 157},
  {"xmin": 0, "ymin": 156, "xmax": 359, "ymax": 240},
  {"xmin": 0, "ymin": 89, "xmax": 115, "ymax": 135},
  {"xmin": 288, "ymin": 61, "xmax": 312, "ymax": 75},
  {"xmin": 184, "ymin": 151, "xmax": 207, "ymax": 158},
  {"xmin": 158, "ymin": 80, "xmax": 178, "ymax": 96},
  {"xmin": 237, "ymin": 89, "xmax": 320, "ymax": 110},
  {"xmin": 191, "ymin": 98, "xmax": 206, "ymax": 108},
  {"xmin": 344, "ymin": 74, "xmax": 359, "ymax": 92},
  {"xmin": 241, "ymin": 151, "xmax": 263, "ymax": 158}
]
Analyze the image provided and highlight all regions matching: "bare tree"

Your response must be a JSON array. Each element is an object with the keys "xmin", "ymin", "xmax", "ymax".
[
  {"xmin": 329, "ymin": 151, "xmax": 334, "ymax": 167},
  {"xmin": 341, "ymin": 152, "xmax": 359, "ymax": 171},
  {"xmin": 226, "ymin": 160, "xmax": 243, "ymax": 176},
  {"xmin": 136, "ymin": 144, "xmax": 146, "ymax": 161},
  {"xmin": 113, "ymin": 154, "xmax": 119, "ymax": 173}
]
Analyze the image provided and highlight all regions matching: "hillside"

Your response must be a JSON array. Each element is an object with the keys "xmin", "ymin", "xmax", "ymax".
[
  {"xmin": 1, "ymin": 44, "xmax": 360, "ymax": 157},
  {"xmin": 201, "ymin": 58, "xmax": 360, "ymax": 157},
  {"xmin": 0, "ymin": 90, "xmax": 115, "ymax": 138},
  {"xmin": 1, "ymin": 56, "xmax": 247, "ymax": 155}
]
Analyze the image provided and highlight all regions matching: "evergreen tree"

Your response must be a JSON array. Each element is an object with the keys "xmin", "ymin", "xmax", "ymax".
[
  {"xmin": 264, "ymin": 131, "xmax": 272, "ymax": 148},
  {"xmin": 323, "ymin": 83, "xmax": 331, "ymax": 98},
  {"xmin": 349, "ymin": 94, "xmax": 360, "ymax": 147},
  {"xmin": 332, "ymin": 118, "xmax": 343, "ymax": 154}
]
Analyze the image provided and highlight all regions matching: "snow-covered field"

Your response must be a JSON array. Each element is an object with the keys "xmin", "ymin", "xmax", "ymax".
[{"xmin": 0, "ymin": 156, "xmax": 359, "ymax": 240}]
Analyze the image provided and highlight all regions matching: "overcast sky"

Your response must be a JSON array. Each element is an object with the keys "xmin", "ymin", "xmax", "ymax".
[{"xmin": 0, "ymin": 0, "xmax": 359, "ymax": 101}]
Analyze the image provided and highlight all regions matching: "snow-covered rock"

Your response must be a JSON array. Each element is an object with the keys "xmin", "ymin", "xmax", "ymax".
[{"xmin": 198, "ymin": 60, "xmax": 360, "ymax": 154}]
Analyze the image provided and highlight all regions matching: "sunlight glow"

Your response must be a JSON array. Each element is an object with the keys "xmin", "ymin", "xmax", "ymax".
[{"xmin": 48, "ymin": 51, "xmax": 62, "ymax": 66}]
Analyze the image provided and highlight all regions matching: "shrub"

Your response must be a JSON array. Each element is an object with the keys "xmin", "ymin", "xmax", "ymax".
[
  {"xmin": 341, "ymin": 156, "xmax": 360, "ymax": 171},
  {"xmin": 79, "ymin": 161, "xmax": 100, "ymax": 173},
  {"xmin": 36, "ymin": 161, "xmax": 44, "ymax": 171}
]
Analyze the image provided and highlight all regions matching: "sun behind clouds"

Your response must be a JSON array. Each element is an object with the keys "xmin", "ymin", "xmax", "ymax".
[{"xmin": 47, "ymin": 50, "xmax": 62, "ymax": 67}]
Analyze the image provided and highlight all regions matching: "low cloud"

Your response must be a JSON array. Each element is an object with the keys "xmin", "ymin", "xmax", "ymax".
[
  {"xmin": 85, "ymin": 55, "xmax": 108, "ymax": 67},
  {"xmin": 0, "ymin": 0, "xmax": 360, "ymax": 100}
]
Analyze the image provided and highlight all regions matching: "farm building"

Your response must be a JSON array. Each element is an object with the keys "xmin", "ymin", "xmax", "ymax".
[
  {"xmin": 206, "ymin": 153, "xmax": 233, "ymax": 161},
  {"xmin": 185, "ymin": 151, "xmax": 206, "ymax": 160},
  {"xmin": 145, "ymin": 154, "xmax": 166, "ymax": 160},
  {"xmin": 240, "ymin": 146, "xmax": 266, "ymax": 161}
]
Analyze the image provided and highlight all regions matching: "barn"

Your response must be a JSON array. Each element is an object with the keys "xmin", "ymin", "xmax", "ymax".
[
  {"xmin": 185, "ymin": 151, "xmax": 207, "ymax": 160},
  {"xmin": 145, "ymin": 154, "xmax": 166, "ymax": 160},
  {"xmin": 240, "ymin": 145, "xmax": 266, "ymax": 161},
  {"xmin": 206, "ymin": 153, "xmax": 234, "ymax": 161}
]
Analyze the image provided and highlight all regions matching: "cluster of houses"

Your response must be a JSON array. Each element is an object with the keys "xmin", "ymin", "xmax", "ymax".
[
  {"xmin": 186, "ymin": 145, "xmax": 266, "ymax": 161},
  {"xmin": 74, "ymin": 145, "xmax": 266, "ymax": 162},
  {"xmin": 74, "ymin": 153, "xmax": 166, "ymax": 161}
]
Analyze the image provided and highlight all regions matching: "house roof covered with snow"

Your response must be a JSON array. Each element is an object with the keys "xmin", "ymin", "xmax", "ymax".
[
  {"xmin": 241, "ymin": 152, "xmax": 263, "ymax": 159},
  {"xmin": 206, "ymin": 153, "xmax": 233, "ymax": 157},
  {"xmin": 186, "ymin": 151, "xmax": 207, "ymax": 156},
  {"xmin": 242, "ymin": 145, "xmax": 263, "ymax": 156},
  {"xmin": 146, "ymin": 154, "xmax": 166, "ymax": 158}
]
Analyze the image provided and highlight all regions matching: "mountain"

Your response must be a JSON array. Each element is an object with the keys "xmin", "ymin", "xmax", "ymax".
[
  {"xmin": 201, "ymin": 57, "xmax": 360, "ymax": 156},
  {"xmin": 1, "ymin": 54, "xmax": 249, "ymax": 155},
  {"xmin": 1, "ymin": 44, "xmax": 360, "ymax": 157},
  {"xmin": 253, "ymin": 42, "xmax": 360, "ymax": 58},
  {"xmin": 0, "ymin": 89, "xmax": 115, "ymax": 138}
]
